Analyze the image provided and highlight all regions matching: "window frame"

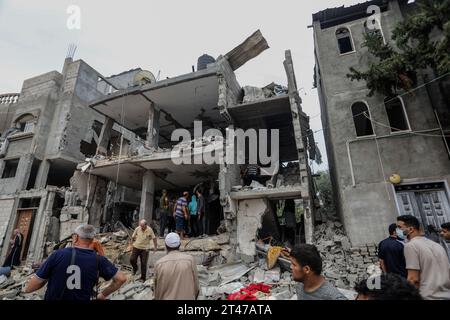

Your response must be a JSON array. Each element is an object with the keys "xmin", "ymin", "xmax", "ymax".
[
  {"xmin": 351, "ymin": 100, "xmax": 376, "ymax": 138},
  {"xmin": 336, "ymin": 26, "xmax": 356, "ymax": 56},
  {"xmin": 384, "ymin": 96, "xmax": 411, "ymax": 134},
  {"xmin": 1, "ymin": 158, "xmax": 20, "ymax": 179}
]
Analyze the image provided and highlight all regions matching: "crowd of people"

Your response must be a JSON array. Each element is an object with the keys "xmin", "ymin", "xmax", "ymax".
[
  {"xmin": 158, "ymin": 189, "xmax": 207, "ymax": 240},
  {"xmin": 1, "ymin": 208, "xmax": 448, "ymax": 301}
]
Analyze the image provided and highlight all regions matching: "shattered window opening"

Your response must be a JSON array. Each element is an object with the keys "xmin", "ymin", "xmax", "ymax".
[
  {"xmin": 384, "ymin": 96, "xmax": 410, "ymax": 132},
  {"xmin": 1, "ymin": 158, "xmax": 19, "ymax": 179},
  {"xmin": 351, "ymin": 102, "xmax": 374, "ymax": 137},
  {"xmin": 336, "ymin": 27, "xmax": 354, "ymax": 54}
]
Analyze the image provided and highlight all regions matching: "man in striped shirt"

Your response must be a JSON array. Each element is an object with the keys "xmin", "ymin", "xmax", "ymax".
[
  {"xmin": 243, "ymin": 164, "xmax": 260, "ymax": 186},
  {"xmin": 174, "ymin": 191, "xmax": 189, "ymax": 239}
]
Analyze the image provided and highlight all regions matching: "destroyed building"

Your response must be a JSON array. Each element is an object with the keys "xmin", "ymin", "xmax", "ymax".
[
  {"xmin": 312, "ymin": 0, "xmax": 450, "ymax": 249},
  {"xmin": 0, "ymin": 49, "xmax": 144, "ymax": 264},
  {"xmin": 0, "ymin": 31, "xmax": 320, "ymax": 266}
]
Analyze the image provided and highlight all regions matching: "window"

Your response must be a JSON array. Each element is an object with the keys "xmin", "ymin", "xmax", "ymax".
[
  {"xmin": 23, "ymin": 121, "xmax": 35, "ymax": 133},
  {"xmin": 1, "ymin": 158, "xmax": 19, "ymax": 178},
  {"xmin": 352, "ymin": 102, "xmax": 374, "ymax": 137},
  {"xmin": 14, "ymin": 114, "xmax": 36, "ymax": 134},
  {"xmin": 384, "ymin": 97, "xmax": 410, "ymax": 132},
  {"xmin": 336, "ymin": 27, "xmax": 354, "ymax": 54}
]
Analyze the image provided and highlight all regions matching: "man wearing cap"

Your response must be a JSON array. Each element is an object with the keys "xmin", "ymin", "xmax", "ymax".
[
  {"xmin": 154, "ymin": 232, "xmax": 199, "ymax": 300},
  {"xmin": 23, "ymin": 224, "xmax": 126, "ymax": 300},
  {"xmin": 130, "ymin": 219, "xmax": 158, "ymax": 281}
]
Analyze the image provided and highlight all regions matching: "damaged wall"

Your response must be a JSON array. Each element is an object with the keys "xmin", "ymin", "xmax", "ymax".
[
  {"xmin": 236, "ymin": 198, "xmax": 269, "ymax": 263},
  {"xmin": 313, "ymin": 1, "xmax": 450, "ymax": 245}
]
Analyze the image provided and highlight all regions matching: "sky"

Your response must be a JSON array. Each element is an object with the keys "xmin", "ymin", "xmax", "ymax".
[{"xmin": 0, "ymin": 0, "xmax": 362, "ymax": 172}]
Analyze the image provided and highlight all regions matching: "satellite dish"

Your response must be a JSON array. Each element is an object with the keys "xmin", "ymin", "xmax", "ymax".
[{"xmin": 133, "ymin": 70, "xmax": 156, "ymax": 86}]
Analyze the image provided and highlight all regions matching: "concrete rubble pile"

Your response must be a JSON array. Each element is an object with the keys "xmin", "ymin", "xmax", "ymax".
[
  {"xmin": 242, "ymin": 83, "xmax": 288, "ymax": 103},
  {"xmin": 1, "ymin": 222, "xmax": 370, "ymax": 300},
  {"xmin": 314, "ymin": 220, "xmax": 381, "ymax": 290},
  {"xmin": 276, "ymin": 162, "xmax": 301, "ymax": 187},
  {"xmin": 0, "ymin": 266, "xmax": 42, "ymax": 300},
  {"xmin": 197, "ymin": 260, "xmax": 298, "ymax": 300}
]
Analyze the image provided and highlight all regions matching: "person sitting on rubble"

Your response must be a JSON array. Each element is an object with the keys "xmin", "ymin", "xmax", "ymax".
[
  {"xmin": 354, "ymin": 273, "xmax": 422, "ymax": 300},
  {"xmin": 242, "ymin": 163, "xmax": 260, "ymax": 186},
  {"xmin": 23, "ymin": 224, "xmax": 126, "ymax": 300},
  {"xmin": 154, "ymin": 232, "xmax": 199, "ymax": 300},
  {"xmin": 289, "ymin": 244, "xmax": 347, "ymax": 300},
  {"xmin": 130, "ymin": 219, "xmax": 157, "ymax": 282}
]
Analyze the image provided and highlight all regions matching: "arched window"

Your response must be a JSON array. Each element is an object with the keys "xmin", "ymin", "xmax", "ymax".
[
  {"xmin": 384, "ymin": 96, "xmax": 410, "ymax": 132},
  {"xmin": 336, "ymin": 27, "xmax": 354, "ymax": 54},
  {"xmin": 14, "ymin": 114, "xmax": 36, "ymax": 133},
  {"xmin": 352, "ymin": 102, "xmax": 374, "ymax": 137}
]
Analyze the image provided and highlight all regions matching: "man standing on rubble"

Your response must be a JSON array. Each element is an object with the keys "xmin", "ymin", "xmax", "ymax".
[
  {"xmin": 289, "ymin": 244, "xmax": 347, "ymax": 300},
  {"xmin": 130, "ymin": 219, "xmax": 157, "ymax": 281},
  {"xmin": 154, "ymin": 232, "xmax": 199, "ymax": 300},
  {"xmin": 159, "ymin": 189, "xmax": 170, "ymax": 238},
  {"xmin": 23, "ymin": 224, "xmax": 126, "ymax": 300},
  {"xmin": 196, "ymin": 189, "xmax": 207, "ymax": 237},
  {"xmin": 377, "ymin": 223, "xmax": 407, "ymax": 278},
  {"xmin": 174, "ymin": 191, "xmax": 189, "ymax": 239},
  {"xmin": 2, "ymin": 229, "xmax": 23, "ymax": 268},
  {"xmin": 396, "ymin": 215, "xmax": 450, "ymax": 299}
]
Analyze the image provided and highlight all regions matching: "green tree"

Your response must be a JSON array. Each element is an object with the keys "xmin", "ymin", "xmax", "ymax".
[
  {"xmin": 315, "ymin": 170, "xmax": 336, "ymax": 220},
  {"xmin": 347, "ymin": 0, "xmax": 450, "ymax": 97}
]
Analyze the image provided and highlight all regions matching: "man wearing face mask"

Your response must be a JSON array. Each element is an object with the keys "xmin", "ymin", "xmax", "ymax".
[
  {"xmin": 397, "ymin": 215, "xmax": 450, "ymax": 300},
  {"xmin": 290, "ymin": 244, "xmax": 347, "ymax": 300},
  {"xmin": 377, "ymin": 223, "xmax": 407, "ymax": 278}
]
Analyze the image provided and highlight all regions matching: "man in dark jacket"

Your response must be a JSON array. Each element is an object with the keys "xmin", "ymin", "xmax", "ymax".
[{"xmin": 2, "ymin": 229, "xmax": 23, "ymax": 268}]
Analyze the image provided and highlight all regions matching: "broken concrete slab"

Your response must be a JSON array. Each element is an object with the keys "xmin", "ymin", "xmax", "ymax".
[{"xmin": 207, "ymin": 261, "xmax": 256, "ymax": 286}]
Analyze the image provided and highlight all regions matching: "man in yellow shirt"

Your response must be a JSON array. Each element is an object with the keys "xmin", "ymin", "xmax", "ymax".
[{"xmin": 130, "ymin": 219, "xmax": 157, "ymax": 281}]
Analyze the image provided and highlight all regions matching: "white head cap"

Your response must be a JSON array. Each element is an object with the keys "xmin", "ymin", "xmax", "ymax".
[{"xmin": 165, "ymin": 232, "xmax": 181, "ymax": 249}]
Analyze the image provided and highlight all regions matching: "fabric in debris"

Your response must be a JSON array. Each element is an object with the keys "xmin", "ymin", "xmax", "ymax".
[{"xmin": 227, "ymin": 283, "xmax": 271, "ymax": 300}]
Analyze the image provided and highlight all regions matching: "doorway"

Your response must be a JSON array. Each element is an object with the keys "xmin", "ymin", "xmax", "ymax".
[
  {"xmin": 395, "ymin": 182, "xmax": 450, "ymax": 254},
  {"xmin": 13, "ymin": 209, "xmax": 36, "ymax": 261}
]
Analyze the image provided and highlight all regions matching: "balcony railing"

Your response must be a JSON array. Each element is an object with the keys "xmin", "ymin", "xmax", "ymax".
[{"xmin": 0, "ymin": 93, "xmax": 20, "ymax": 104}]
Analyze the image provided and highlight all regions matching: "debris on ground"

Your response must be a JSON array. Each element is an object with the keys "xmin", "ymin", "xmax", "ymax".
[
  {"xmin": 315, "ymin": 220, "xmax": 380, "ymax": 289},
  {"xmin": 0, "ymin": 220, "xmax": 367, "ymax": 300}
]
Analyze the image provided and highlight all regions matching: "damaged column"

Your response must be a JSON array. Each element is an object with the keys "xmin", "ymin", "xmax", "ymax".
[
  {"xmin": 34, "ymin": 159, "xmax": 51, "ymax": 189},
  {"xmin": 140, "ymin": 170, "xmax": 155, "ymax": 222},
  {"xmin": 145, "ymin": 100, "xmax": 160, "ymax": 149},
  {"xmin": 96, "ymin": 116, "xmax": 114, "ymax": 155},
  {"xmin": 283, "ymin": 50, "xmax": 314, "ymax": 244}
]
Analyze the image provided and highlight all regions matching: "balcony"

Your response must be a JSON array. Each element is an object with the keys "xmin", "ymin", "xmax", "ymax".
[{"xmin": 0, "ymin": 93, "xmax": 19, "ymax": 104}]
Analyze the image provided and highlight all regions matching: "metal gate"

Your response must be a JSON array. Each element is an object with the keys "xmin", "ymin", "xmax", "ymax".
[{"xmin": 395, "ymin": 182, "xmax": 450, "ymax": 255}]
